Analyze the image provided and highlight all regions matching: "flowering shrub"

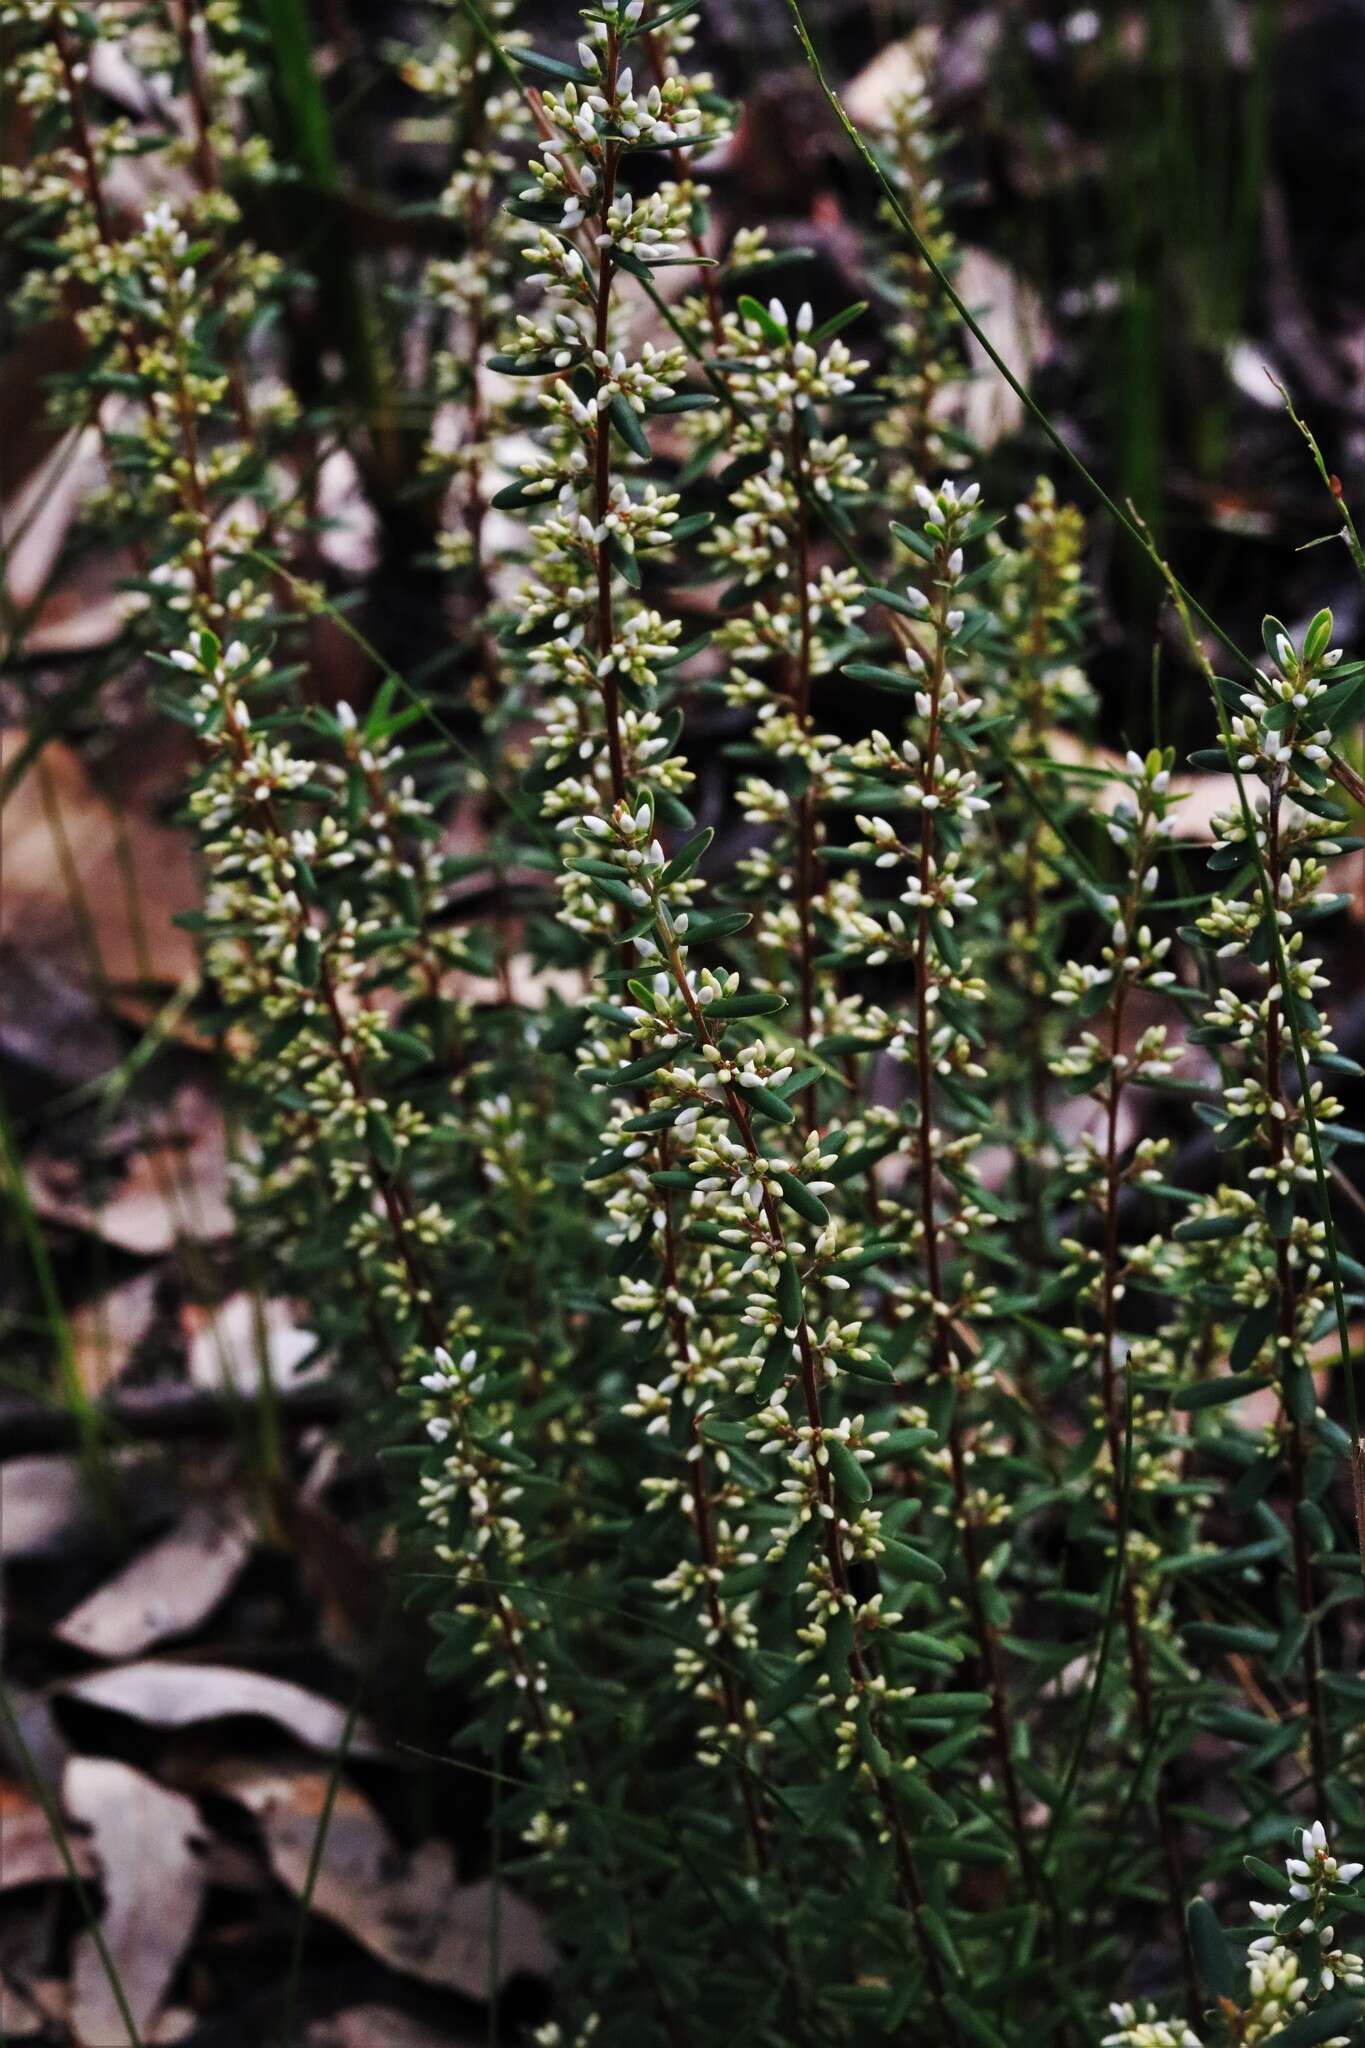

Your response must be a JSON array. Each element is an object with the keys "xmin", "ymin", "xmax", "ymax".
[{"xmin": 8, "ymin": 3, "xmax": 1365, "ymax": 2045}]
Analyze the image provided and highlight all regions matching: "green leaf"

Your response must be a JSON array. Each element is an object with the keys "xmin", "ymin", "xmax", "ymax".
[
  {"xmin": 1243, "ymin": 1854, "xmax": 1291, "ymax": 1895},
  {"xmin": 943, "ymin": 1995, "xmax": 1005, "ymax": 2048},
  {"xmin": 773, "ymin": 1171, "xmax": 830, "ymax": 1227},
  {"xmin": 901, "ymin": 1691, "xmax": 989, "ymax": 1718},
  {"xmin": 810, "ymin": 300, "xmax": 867, "ymax": 345},
  {"xmin": 843, "ymin": 660, "xmax": 917, "ymax": 695},
  {"xmin": 840, "ymin": 1352, "xmax": 896, "ymax": 1385},
  {"xmin": 609, "ymin": 394, "xmax": 652, "ymax": 459},
  {"xmin": 1263, "ymin": 613, "xmax": 1293, "ymax": 665},
  {"xmin": 1172, "ymin": 1213, "xmax": 1245, "ymax": 1243},
  {"xmin": 1187, "ymin": 1897, "xmax": 1235, "ymax": 2002},
  {"xmin": 660, "ymin": 827, "xmax": 713, "ymax": 888},
  {"xmin": 746, "ymin": 1083, "xmax": 796, "ymax": 1125},
  {"xmin": 826, "ymin": 1438, "xmax": 872, "ymax": 1505},
  {"xmin": 705, "ymin": 992, "xmax": 787, "ymax": 1019},
  {"xmin": 737, "ymin": 293, "xmax": 787, "ymax": 343},
  {"xmin": 758, "ymin": 1654, "xmax": 823, "ymax": 1723},
  {"xmin": 752, "ymin": 1330, "xmax": 792, "ymax": 1401},
  {"xmin": 491, "ymin": 476, "xmax": 552, "ymax": 510},
  {"xmin": 487, "ymin": 353, "xmax": 560, "ymax": 377},
  {"xmin": 515, "ymin": 47, "xmax": 594, "ymax": 83},
  {"xmin": 881, "ymin": 1539, "xmax": 945, "ymax": 1586},
  {"xmin": 1173, "ymin": 1373, "xmax": 1267, "ymax": 1410},
  {"xmin": 1303, "ymin": 606, "xmax": 1334, "ymax": 666},
  {"xmin": 776, "ymin": 1257, "xmax": 803, "ymax": 1331},
  {"xmin": 1317, "ymin": 669, "xmax": 1365, "ymax": 733},
  {"xmin": 896, "ymin": 1771, "xmax": 956, "ymax": 1830},
  {"xmin": 862, "ymin": 582, "xmax": 929, "ymax": 620},
  {"xmin": 1266, "ymin": 2001, "xmax": 1364, "ymax": 2047},
  {"xmin": 920, "ymin": 1905, "xmax": 963, "ymax": 1979}
]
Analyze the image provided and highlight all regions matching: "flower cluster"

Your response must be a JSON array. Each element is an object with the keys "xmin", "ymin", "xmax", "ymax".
[
  {"xmin": 1105, "ymin": 1822, "xmax": 1365, "ymax": 2047},
  {"xmin": 868, "ymin": 33, "xmax": 965, "ymax": 501}
]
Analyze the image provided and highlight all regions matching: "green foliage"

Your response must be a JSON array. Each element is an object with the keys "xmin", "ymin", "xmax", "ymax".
[{"xmin": 6, "ymin": 3, "xmax": 1365, "ymax": 2046}]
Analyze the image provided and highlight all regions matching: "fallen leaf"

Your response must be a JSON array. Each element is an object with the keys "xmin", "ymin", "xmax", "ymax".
[
  {"xmin": 151, "ymin": 2010, "xmax": 197, "ymax": 2043},
  {"xmin": 184, "ymin": 1293, "xmax": 320, "ymax": 1396},
  {"xmin": 0, "ymin": 1782, "xmax": 96, "ymax": 1889},
  {"xmin": 22, "ymin": 573, "xmax": 140, "ymax": 656},
  {"xmin": 1, "ymin": 423, "xmax": 93, "ymax": 612},
  {"xmin": 1041, "ymin": 730, "xmax": 1237, "ymax": 843},
  {"xmin": 27, "ymin": 1084, "xmax": 232, "ymax": 1254},
  {"xmin": 445, "ymin": 953, "xmax": 587, "ymax": 1012},
  {"xmin": 69, "ymin": 1271, "xmax": 160, "ymax": 1397},
  {"xmin": 62, "ymin": 1662, "xmax": 384, "ymax": 1758},
  {"xmin": 0, "ymin": 419, "xmax": 143, "ymax": 653},
  {"xmin": 306, "ymin": 2008, "xmax": 479, "ymax": 2048},
  {"xmin": 0, "ymin": 1686, "xmax": 71, "ymax": 1797},
  {"xmin": 217, "ymin": 1767, "xmax": 555, "ymax": 1998},
  {"xmin": 55, "ymin": 1501, "xmax": 254, "ymax": 1661},
  {"xmin": 950, "ymin": 248, "xmax": 1048, "ymax": 451},
  {"xmin": 0, "ymin": 948, "xmax": 126, "ymax": 1091},
  {"xmin": 315, "ymin": 448, "xmax": 380, "ymax": 576},
  {"xmin": 842, "ymin": 33, "xmax": 936, "ymax": 128},
  {"xmin": 0, "ymin": 728, "xmax": 197, "ymax": 991},
  {"xmin": 0, "ymin": 318, "xmax": 84, "ymax": 513},
  {"xmin": 63, "ymin": 1757, "xmax": 207, "ymax": 2048},
  {"xmin": 0, "ymin": 1890, "xmax": 61, "ymax": 2039},
  {"xmin": 0, "ymin": 1457, "xmax": 91, "ymax": 1560}
]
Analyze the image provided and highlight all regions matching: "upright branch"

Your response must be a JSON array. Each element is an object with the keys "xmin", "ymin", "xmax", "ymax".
[
  {"xmin": 1051, "ymin": 746, "xmax": 1197, "ymax": 2006},
  {"xmin": 707, "ymin": 295, "xmax": 868, "ymax": 1051},
  {"xmin": 1195, "ymin": 607, "xmax": 1354, "ymax": 1820}
]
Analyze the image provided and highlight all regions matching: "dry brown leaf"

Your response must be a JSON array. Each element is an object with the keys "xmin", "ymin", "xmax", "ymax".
[
  {"xmin": 0, "ymin": 320, "xmax": 84, "ymax": 510},
  {"xmin": 445, "ymin": 953, "xmax": 587, "ymax": 1012},
  {"xmin": 27, "ymin": 1084, "xmax": 232, "ymax": 1254},
  {"xmin": 0, "ymin": 1891, "xmax": 61, "ymax": 2040},
  {"xmin": 842, "ymin": 33, "xmax": 936, "ymax": 127},
  {"xmin": 951, "ymin": 248, "xmax": 1047, "ymax": 451},
  {"xmin": 0, "ymin": 950, "xmax": 127, "ymax": 1091},
  {"xmin": 55, "ymin": 1501, "xmax": 254, "ymax": 1661},
  {"xmin": 62, "ymin": 1662, "xmax": 385, "ymax": 1758},
  {"xmin": 150, "ymin": 2009, "xmax": 198, "ymax": 2043},
  {"xmin": 63, "ymin": 1757, "xmax": 207, "ymax": 2048},
  {"xmin": 0, "ymin": 729, "xmax": 197, "ymax": 991},
  {"xmin": 3, "ymin": 1685, "xmax": 71, "ymax": 1797},
  {"xmin": 218, "ymin": 1767, "xmax": 555, "ymax": 1998},
  {"xmin": 0, "ymin": 1457, "xmax": 91, "ymax": 1560},
  {"xmin": 0, "ymin": 1781, "xmax": 96, "ymax": 1889},
  {"xmin": 184, "ymin": 1293, "xmax": 320, "ymax": 1396},
  {"xmin": 306, "ymin": 2007, "xmax": 479, "ymax": 2048},
  {"xmin": 69, "ymin": 1271, "xmax": 160, "ymax": 1397},
  {"xmin": 1041, "ymin": 730, "xmax": 1238, "ymax": 843},
  {"xmin": 22, "ymin": 574, "xmax": 141, "ymax": 657},
  {"xmin": 0, "ymin": 420, "xmax": 142, "ymax": 653},
  {"xmin": 1, "ymin": 425, "xmax": 99, "ymax": 612}
]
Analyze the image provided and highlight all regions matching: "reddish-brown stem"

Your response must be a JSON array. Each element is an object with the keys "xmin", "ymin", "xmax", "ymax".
[
  {"xmin": 592, "ymin": 30, "xmax": 628, "ymax": 804},
  {"xmin": 52, "ymin": 26, "xmax": 113, "ymax": 244},
  {"xmin": 657, "ymin": 1147, "xmax": 776, "ymax": 1886},
  {"xmin": 170, "ymin": 0, "xmax": 256, "ymax": 445},
  {"xmin": 579, "ymin": 47, "xmax": 943, "ymax": 2028},
  {"xmin": 653, "ymin": 920, "xmax": 955, "ymax": 2038},
  {"xmin": 1092, "ymin": 876, "xmax": 1198, "ymax": 2018},
  {"xmin": 790, "ymin": 423, "xmax": 817, "ymax": 1052},
  {"xmin": 585, "ymin": 82, "xmax": 785, "ymax": 1933},
  {"xmin": 1265, "ymin": 786, "xmax": 1330, "ymax": 1821},
  {"xmin": 47, "ymin": 28, "xmax": 155, "ymax": 580},
  {"xmin": 909, "ymin": 560, "xmax": 1037, "ymax": 1895},
  {"xmin": 640, "ymin": 19, "xmax": 724, "ymax": 345},
  {"xmin": 162, "ymin": 351, "xmax": 562, "ymax": 1734}
]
